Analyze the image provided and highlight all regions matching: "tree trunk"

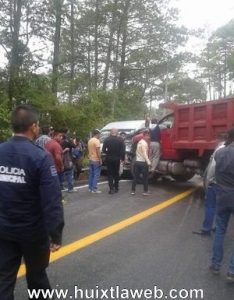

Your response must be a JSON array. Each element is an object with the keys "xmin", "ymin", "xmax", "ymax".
[
  {"xmin": 52, "ymin": 0, "xmax": 63, "ymax": 98},
  {"xmin": 8, "ymin": 0, "xmax": 22, "ymax": 108},
  {"xmin": 94, "ymin": 0, "xmax": 99, "ymax": 89},
  {"xmin": 218, "ymin": 64, "xmax": 222, "ymax": 98},
  {"xmin": 69, "ymin": 0, "xmax": 75, "ymax": 103},
  {"xmin": 88, "ymin": 33, "xmax": 92, "ymax": 92},
  {"xmin": 113, "ymin": 19, "xmax": 121, "ymax": 89},
  {"xmin": 103, "ymin": 0, "xmax": 118, "ymax": 90},
  {"xmin": 164, "ymin": 61, "xmax": 169, "ymax": 102},
  {"xmin": 118, "ymin": 0, "xmax": 131, "ymax": 90},
  {"xmin": 223, "ymin": 46, "xmax": 227, "ymax": 98}
]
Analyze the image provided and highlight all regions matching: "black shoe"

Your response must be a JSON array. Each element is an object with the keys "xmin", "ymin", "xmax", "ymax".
[
  {"xmin": 192, "ymin": 230, "xmax": 211, "ymax": 236},
  {"xmin": 209, "ymin": 265, "xmax": 220, "ymax": 275},
  {"xmin": 109, "ymin": 190, "xmax": 115, "ymax": 194},
  {"xmin": 226, "ymin": 272, "xmax": 234, "ymax": 283},
  {"xmin": 115, "ymin": 189, "xmax": 119, "ymax": 193}
]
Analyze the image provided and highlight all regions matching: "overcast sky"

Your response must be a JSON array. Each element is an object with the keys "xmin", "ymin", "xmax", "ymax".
[{"xmin": 174, "ymin": 0, "xmax": 234, "ymax": 30}]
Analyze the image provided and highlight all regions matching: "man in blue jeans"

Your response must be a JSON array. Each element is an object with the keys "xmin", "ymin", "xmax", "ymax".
[
  {"xmin": 210, "ymin": 128, "xmax": 234, "ymax": 282},
  {"xmin": 193, "ymin": 143, "xmax": 224, "ymax": 236},
  {"xmin": 88, "ymin": 129, "xmax": 102, "ymax": 193}
]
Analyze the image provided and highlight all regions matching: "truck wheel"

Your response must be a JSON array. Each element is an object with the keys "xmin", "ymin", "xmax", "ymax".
[{"xmin": 171, "ymin": 173, "xmax": 194, "ymax": 182}]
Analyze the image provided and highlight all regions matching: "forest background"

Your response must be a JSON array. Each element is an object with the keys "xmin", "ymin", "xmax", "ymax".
[{"xmin": 0, "ymin": 0, "xmax": 234, "ymax": 139}]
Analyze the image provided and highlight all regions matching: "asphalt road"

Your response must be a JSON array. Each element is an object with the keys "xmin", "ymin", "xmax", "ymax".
[{"xmin": 15, "ymin": 177, "xmax": 234, "ymax": 300}]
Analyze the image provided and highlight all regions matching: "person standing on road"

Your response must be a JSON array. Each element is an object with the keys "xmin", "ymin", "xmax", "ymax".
[
  {"xmin": 45, "ymin": 129, "xmax": 64, "ymax": 189},
  {"xmin": 88, "ymin": 129, "xmax": 102, "ymax": 193},
  {"xmin": 72, "ymin": 137, "xmax": 84, "ymax": 180},
  {"xmin": 61, "ymin": 131, "xmax": 76, "ymax": 192},
  {"xmin": 0, "ymin": 104, "xmax": 64, "ymax": 300},
  {"xmin": 102, "ymin": 128, "xmax": 125, "ymax": 194},
  {"xmin": 131, "ymin": 130, "xmax": 151, "ymax": 196},
  {"xmin": 210, "ymin": 128, "xmax": 234, "ymax": 282},
  {"xmin": 193, "ymin": 142, "xmax": 225, "ymax": 236}
]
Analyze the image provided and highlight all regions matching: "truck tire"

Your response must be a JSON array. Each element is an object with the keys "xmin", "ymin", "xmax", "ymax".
[{"xmin": 171, "ymin": 173, "xmax": 194, "ymax": 182}]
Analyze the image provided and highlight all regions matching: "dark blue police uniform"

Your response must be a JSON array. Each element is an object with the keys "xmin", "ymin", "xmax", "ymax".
[
  {"xmin": 211, "ymin": 142, "xmax": 234, "ymax": 274},
  {"xmin": 0, "ymin": 136, "xmax": 64, "ymax": 300}
]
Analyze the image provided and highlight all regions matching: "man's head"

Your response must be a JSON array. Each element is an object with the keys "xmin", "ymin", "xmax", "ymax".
[
  {"xmin": 151, "ymin": 117, "xmax": 158, "ymax": 124},
  {"xmin": 53, "ymin": 129, "xmax": 64, "ymax": 144},
  {"xmin": 120, "ymin": 131, "xmax": 126, "ymax": 140},
  {"xmin": 74, "ymin": 137, "xmax": 80, "ymax": 145},
  {"xmin": 11, "ymin": 104, "xmax": 39, "ymax": 140},
  {"xmin": 142, "ymin": 129, "xmax": 150, "ymax": 142},
  {"xmin": 226, "ymin": 128, "xmax": 234, "ymax": 145},
  {"xmin": 110, "ymin": 128, "xmax": 118, "ymax": 136},
  {"xmin": 92, "ymin": 129, "xmax": 101, "ymax": 139},
  {"xmin": 41, "ymin": 126, "xmax": 50, "ymax": 135}
]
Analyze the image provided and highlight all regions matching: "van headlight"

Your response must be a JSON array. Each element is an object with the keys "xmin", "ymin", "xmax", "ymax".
[{"xmin": 125, "ymin": 143, "xmax": 131, "ymax": 153}]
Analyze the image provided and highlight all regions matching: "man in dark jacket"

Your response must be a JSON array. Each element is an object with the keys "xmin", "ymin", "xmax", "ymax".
[
  {"xmin": 210, "ymin": 128, "xmax": 234, "ymax": 282},
  {"xmin": 0, "ymin": 104, "xmax": 64, "ymax": 300},
  {"xmin": 102, "ymin": 128, "xmax": 125, "ymax": 194}
]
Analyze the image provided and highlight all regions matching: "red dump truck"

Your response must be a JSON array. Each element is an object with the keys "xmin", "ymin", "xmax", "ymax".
[{"xmin": 154, "ymin": 98, "xmax": 234, "ymax": 181}]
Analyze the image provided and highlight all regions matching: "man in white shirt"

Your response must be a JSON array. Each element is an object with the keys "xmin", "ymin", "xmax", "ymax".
[{"xmin": 131, "ymin": 130, "xmax": 151, "ymax": 196}]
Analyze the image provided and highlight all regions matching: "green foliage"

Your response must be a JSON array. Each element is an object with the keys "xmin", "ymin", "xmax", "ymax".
[
  {"xmin": 0, "ymin": 105, "xmax": 11, "ymax": 141},
  {"xmin": 10, "ymin": 74, "xmax": 56, "ymax": 108},
  {"xmin": 20, "ymin": 74, "xmax": 56, "ymax": 109},
  {"xmin": 166, "ymin": 75, "xmax": 207, "ymax": 103},
  {"xmin": 50, "ymin": 88, "xmax": 146, "ymax": 137}
]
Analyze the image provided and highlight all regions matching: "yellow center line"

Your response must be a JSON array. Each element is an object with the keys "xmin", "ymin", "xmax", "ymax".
[{"xmin": 17, "ymin": 187, "xmax": 196, "ymax": 278}]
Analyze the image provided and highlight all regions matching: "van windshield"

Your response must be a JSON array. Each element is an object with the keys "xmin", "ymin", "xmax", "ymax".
[{"xmin": 100, "ymin": 129, "xmax": 135, "ymax": 142}]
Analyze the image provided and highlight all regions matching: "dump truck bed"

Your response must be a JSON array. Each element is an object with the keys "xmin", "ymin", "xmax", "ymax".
[{"xmin": 162, "ymin": 98, "xmax": 234, "ymax": 157}]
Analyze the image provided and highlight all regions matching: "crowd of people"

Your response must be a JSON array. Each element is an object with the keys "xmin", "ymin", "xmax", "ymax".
[
  {"xmin": 35, "ymin": 127, "xmax": 85, "ymax": 193},
  {"xmin": 87, "ymin": 118, "xmax": 161, "ymax": 196},
  {"xmin": 1, "ymin": 104, "xmax": 234, "ymax": 300}
]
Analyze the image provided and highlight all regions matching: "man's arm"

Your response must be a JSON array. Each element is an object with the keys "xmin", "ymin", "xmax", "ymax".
[
  {"xmin": 96, "ymin": 147, "xmax": 102, "ymax": 163},
  {"xmin": 95, "ymin": 140, "xmax": 102, "ymax": 163},
  {"xmin": 39, "ymin": 154, "xmax": 65, "ymax": 250},
  {"xmin": 54, "ymin": 152, "xmax": 64, "ymax": 172}
]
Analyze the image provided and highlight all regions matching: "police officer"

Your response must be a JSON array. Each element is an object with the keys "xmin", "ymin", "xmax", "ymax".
[{"xmin": 0, "ymin": 105, "xmax": 64, "ymax": 299}]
